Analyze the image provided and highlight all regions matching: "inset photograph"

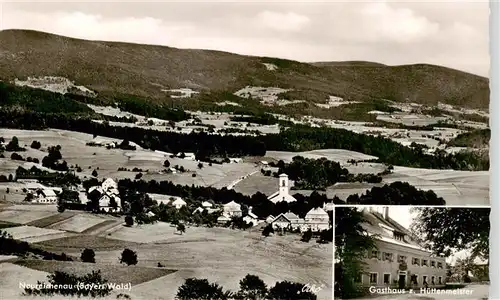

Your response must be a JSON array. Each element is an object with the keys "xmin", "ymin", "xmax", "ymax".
[{"xmin": 334, "ymin": 206, "xmax": 489, "ymax": 299}]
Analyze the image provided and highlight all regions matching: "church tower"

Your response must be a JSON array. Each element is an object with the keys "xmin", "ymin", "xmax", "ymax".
[{"xmin": 279, "ymin": 174, "xmax": 289, "ymax": 195}]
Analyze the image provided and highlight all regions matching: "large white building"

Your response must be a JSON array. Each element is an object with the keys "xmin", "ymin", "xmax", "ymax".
[
  {"xmin": 304, "ymin": 207, "xmax": 330, "ymax": 232},
  {"xmin": 267, "ymin": 174, "xmax": 297, "ymax": 203},
  {"xmin": 354, "ymin": 207, "xmax": 447, "ymax": 289}
]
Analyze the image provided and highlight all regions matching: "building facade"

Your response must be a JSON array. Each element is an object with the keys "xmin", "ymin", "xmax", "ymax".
[
  {"xmin": 267, "ymin": 174, "xmax": 297, "ymax": 203},
  {"xmin": 357, "ymin": 207, "xmax": 447, "ymax": 289}
]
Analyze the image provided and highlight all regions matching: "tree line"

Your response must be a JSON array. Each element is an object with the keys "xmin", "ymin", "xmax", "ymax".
[
  {"xmin": 0, "ymin": 109, "xmax": 488, "ymax": 171},
  {"xmin": 264, "ymin": 156, "xmax": 386, "ymax": 190}
]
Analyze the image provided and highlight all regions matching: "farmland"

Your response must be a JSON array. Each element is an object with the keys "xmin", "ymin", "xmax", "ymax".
[{"xmin": 0, "ymin": 204, "xmax": 333, "ymax": 299}]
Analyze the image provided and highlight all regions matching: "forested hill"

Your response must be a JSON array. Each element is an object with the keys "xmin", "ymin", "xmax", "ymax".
[{"xmin": 0, "ymin": 29, "xmax": 490, "ymax": 109}]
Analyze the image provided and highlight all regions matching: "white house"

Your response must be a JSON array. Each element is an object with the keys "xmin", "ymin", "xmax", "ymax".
[
  {"xmin": 177, "ymin": 152, "xmax": 196, "ymax": 160},
  {"xmin": 304, "ymin": 207, "xmax": 330, "ymax": 232},
  {"xmin": 172, "ymin": 198, "xmax": 187, "ymax": 209},
  {"xmin": 202, "ymin": 201, "xmax": 213, "ymax": 208},
  {"xmin": 33, "ymin": 189, "xmax": 58, "ymax": 204},
  {"xmin": 99, "ymin": 194, "xmax": 122, "ymax": 213},
  {"xmin": 267, "ymin": 174, "xmax": 297, "ymax": 203},
  {"xmin": 223, "ymin": 201, "xmax": 242, "ymax": 217},
  {"xmin": 102, "ymin": 178, "xmax": 118, "ymax": 191},
  {"xmin": 217, "ymin": 214, "xmax": 231, "ymax": 224},
  {"xmin": 243, "ymin": 206, "xmax": 260, "ymax": 226},
  {"xmin": 271, "ymin": 212, "xmax": 304, "ymax": 230},
  {"xmin": 323, "ymin": 201, "xmax": 334, "ymax": 212}
]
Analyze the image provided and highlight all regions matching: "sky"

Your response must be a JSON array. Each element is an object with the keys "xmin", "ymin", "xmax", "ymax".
[{"xmin": 0, "ymin": 0, "xmax": 490, "ymax": 77}]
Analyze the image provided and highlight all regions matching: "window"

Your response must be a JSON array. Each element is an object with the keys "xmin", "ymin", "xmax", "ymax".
[
  {"xmin": 354, "ymin": 273, "xmax": 362, "ymax": 283},
  {"xmin": 422, "ymin": 259, "xmax": 428, "ymax": 266},
  {"xmin": 431, "ymin": 261, "xmax": 436, "ymax": 268},
  {"xmin": 437, "ymin": 262, "xmax": 443, "ymax": 269},
  {"xmin": 393, "ymin": 232, "xmax": 404, "ymax": 241},
  {"xmin": 369, "ymin": 273, "xmax": 378, "ymax": 284},
  {"xmin": 431, "ymin": 276, "xmax": 435, "ymax": 285},
  {"xmin": 383, "ymin": 252, "xmax": 393, "ymax": 262},
  {"xmin": 398, "ymin": 255, "xmax": 407, "ymax": 263},
  {"xmin": 423, "ymin": 276, "xmax": 428, "ymax": 284},
  {"xmin": 383, "ymin": 274, "xmax": 390, "ymax": 284},
  {"xmin": 412, "ymin": 258, "xmax": 420, "ymax": 266},
  {"xmin": 371, "ymin": 250, "xmax": 379, "ymax": 259},
  {"xmin": 282, "ymin": 180, "xmax": 286, "ymax": 187},
  {"xmin": 411, "ymin": 275, "xmax": 418, "ymax": 285},
  {"xmin": 438, "ymin": 277, "xmax": 442, "ymax": 284}
]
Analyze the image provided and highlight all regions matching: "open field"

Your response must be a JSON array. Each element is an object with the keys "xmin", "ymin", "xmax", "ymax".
[
  {"xmin": 80, "ymin": 224, "xmax": 333, "ymax": 300},
  {"xmin": 1, "ymin": 225, "xmax": 73, "ymax": 243},
  {"xmin": 35, "ymin": 234, "xmax": 141, "ymax": 252},
  {"xmin": 49, "ymin": 214, "xmax": 111, "ymax": 233},
  {"xmin": 15, "ymin": 260, "xmax": 176, "ymax": 286},
  {"xmin": 265, "ymin": 149, "xmax": 378, "ymax": 164},
  {"xmin": 0, "ymin": 209, "xmax": 58, "ymax": 225},
  {"xmin": 0, "ymin": 128, "xmax": 262, "ymax": 186}
]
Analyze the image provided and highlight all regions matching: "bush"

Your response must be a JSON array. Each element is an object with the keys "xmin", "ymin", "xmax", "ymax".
[
  {"xmin": 125, "ymin": 215, "xmax": 134, "ymax": 227},
  {"xmin": 81, "ymin": 248, "xmax": 96, "ymax": 263},
  {"xmin": 119, "ymin": 249, "xmax": 138, "ymax": 266},
  {"xmin": 301, "ymin": 229, "xmax": 313, "ymax": 243},
  {"xmin": 30, "ymin": 140, "xmax": 42, "ymax": 149},
  {"xmin": 10, "ymin": 152, "xmax": 24, "ymax": 161},
  {"xmin": 92, "ymin": 169, "xmax": 98, "ymax": 177}
]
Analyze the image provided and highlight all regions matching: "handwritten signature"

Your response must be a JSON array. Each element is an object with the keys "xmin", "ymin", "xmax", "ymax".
[{"xmin": 302, "ymin": 283, "xmax": 325, "ymax": 294}]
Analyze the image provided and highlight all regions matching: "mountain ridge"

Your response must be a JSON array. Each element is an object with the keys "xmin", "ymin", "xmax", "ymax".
[{"xmin": 0, "ymin": 29, "xmax": 490, "ymax": 109}]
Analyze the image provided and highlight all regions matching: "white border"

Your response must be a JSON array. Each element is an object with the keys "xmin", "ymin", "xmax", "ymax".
[{"xmin": 490, "ymin": 1, "xmax": 498, "ymax": 298}]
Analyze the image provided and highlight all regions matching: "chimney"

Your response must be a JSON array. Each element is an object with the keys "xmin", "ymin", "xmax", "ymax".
[{"xmin": 383, "ymin": 207, "xmax": 389, "ymax": 220}]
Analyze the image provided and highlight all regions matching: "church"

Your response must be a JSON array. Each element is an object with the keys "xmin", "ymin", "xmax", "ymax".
[{"xmin": 267, "ymin": 174, "xmax": 297, "ymax": 203}]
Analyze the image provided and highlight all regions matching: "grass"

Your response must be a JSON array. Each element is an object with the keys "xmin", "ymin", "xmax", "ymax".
[
  {"xmin": 26, "ymin": 211, "xmax": 77, "ymax": 228},
  {"xmin": 0, "ymin": 29, "xmax": 489, "ymax": 114},
  {"xmin": 15, "ymin": 259, "xmax": 176, "ymax": 286},
  {"xmin": 0, "ymin": 220, "xmax": 20, "ymax": 229},
  {"xmin": 35, "ymin": 234, "xmax": 141, "ymax": 252}
]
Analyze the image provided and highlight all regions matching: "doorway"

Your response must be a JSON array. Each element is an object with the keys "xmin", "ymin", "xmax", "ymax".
[{"xmin": 398, "ymin": 274, "xmax": 406, "ymax": 289}]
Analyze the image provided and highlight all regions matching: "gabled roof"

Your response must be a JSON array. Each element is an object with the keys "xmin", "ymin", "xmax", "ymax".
[
  {"xmin": 202, "ymin": 201, "xmax": 213, "ymax": 207},
  {"xmin": 306, "ymin": 207, "xmax": 328, "ymax": 217},
  {"xmin": 224, "ymin": 201, "xmax": 241, "ymax": 208},
  {"xmin": 41, "ymin": 189, "xmax": 57, "ymax": 197},
  {"xmin": 360, "ymin": 208, "xmax": 428, "ymax": 252},
  {"xmin": 247, "ymin": 212, "xmax": 258, "ymax": 219},
  {"xmin": 172, "ymin": 198, "xmax": 187, "ymax": 205}
]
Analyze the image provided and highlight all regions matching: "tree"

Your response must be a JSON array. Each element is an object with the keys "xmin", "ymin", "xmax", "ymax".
[
  {"xmin": 81, "ymin": 248, "xmax": 96, "ymax": 263},
  {"xmin": 411, "ymin": 208, "xmax": 490, "ymax": 260},
  {"xmin": 92, "ymin": 169, "xmax": 98, "ymax": 177},
  {"xmin": 267, "ymin": 281, "xmax": 316, "ymax": 300},
  {"xmin": 120, "ymin": 249, "xmax": 138, "ymax": 266},
  {"xmin": 125, "ymin": 215, "xmax": 134, "ymax": 227},
  {"xmin": 197, "ymin": 162, "xmax": 203, "ymax": 169},
  {"xmin": 177, "ymin": 223, "xmax": 186, "ymax": 235},
  {"xmin": 301, "ymin": 228, "xmax": 313, "ymax": 243},
  {"xmin": 262, "ymin": 224, "xmax": 274, "ymax": 237},
  {"xmin": 335, "ymin": 207, "xmax": 377, "ymax": 299},
  {"xmin": 30, "ymin": 140, "xmax": 41, "ymax": 149},
  {"xmin": 57, "ymin": 198, "xmax": 65, "ymax": 213},
  {"xmin": 163, "ymin": 160, "xmax": 170, "ymax": 168},
  {"xmin": 236, "ymin": 274, "xmax": 267, "ymax": 300},
  {"xmin": 176, "ymin": 278, "xmax": 231, "ymax": 300},
  {"xmin": 6, "ymin": 136, "xmax": 22, "ymax": 151}
]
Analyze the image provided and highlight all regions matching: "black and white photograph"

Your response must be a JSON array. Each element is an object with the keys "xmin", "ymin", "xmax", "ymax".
[
  {"xmin": 334, "ymin": 206, "xmax": 490, "ymax": 300},
  {"xmin": 0, "ymin": 0, "xmax": 492, "ymax": 300}
]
